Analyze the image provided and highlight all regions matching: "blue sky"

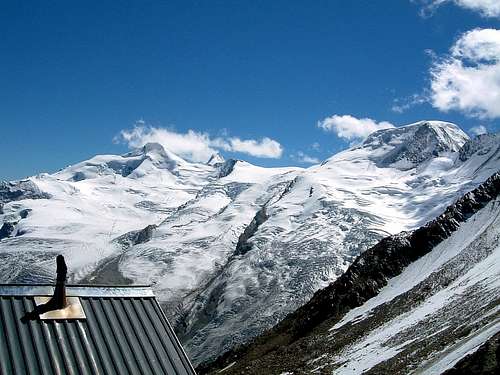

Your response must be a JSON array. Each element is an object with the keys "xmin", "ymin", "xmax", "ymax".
[{"xmin": 1, "ymin": 0, "xmax": 499, "ymax": 180}]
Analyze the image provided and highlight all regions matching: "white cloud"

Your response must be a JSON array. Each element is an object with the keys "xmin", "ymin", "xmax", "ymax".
[
  {"xmin": 116, "ymin": 121, "xmax": 283, "ymax": 161},
  {"xmin": 311, "ymin": 142, "xmax": 321, "ymax": 151},
  {"xmin": 318, "ymin": 115, "xmax": 395, "ymax": 140},
  {"xmin": 422, "ymin": 0, "xmax": 500, "ymax": 18},
  {"xmin": 224, "ymin": 137, "xmax": 283, "ymax": 158},
  {"xmin": 293, "ymin": 151, "xmax": 320, "ymax": 164},
  {"xmin": 470, "ymin": 125, "xmax": 488, "ymax": 135},
  {"xmin": 430, "ymin": 28, "xmax": 500, "ymax": 119},
  {"xmin": 391, "ymin": 93, "xmax": 428, "ymax": 113},
  {"xmin": 117, "ymin": 123, "xmax": 217, "ymax": 162}
]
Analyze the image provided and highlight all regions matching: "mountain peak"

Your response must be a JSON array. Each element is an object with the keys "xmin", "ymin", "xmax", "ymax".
[
  {"xmin": 124, "ymin": 142, "xmax": 186, "ymax": 167},
  {"xmin": 141, "ymin": 142, "xmax": 167, "ymax": 155},
  {"xmin": 207, "ymin": 153, "xmax": 225, "ymax": 166},
  {"xmin": 359, "ymin": 120, "xmax": 469, "ymax": 169},
  {"xmin": 126, "ymin": 142, "xmax": 177, "ymax": 159},
  {"xmin": 363, "ymin": 121, "xmax": 469, "ymax": 149}
]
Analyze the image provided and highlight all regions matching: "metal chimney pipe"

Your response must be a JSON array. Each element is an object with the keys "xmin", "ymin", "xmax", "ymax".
[{"xmin": 21, "ymin": 255, "xmax": 67, "ymax": 322}]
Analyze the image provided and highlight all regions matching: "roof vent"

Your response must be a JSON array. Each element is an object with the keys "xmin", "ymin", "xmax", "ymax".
[{"xmin": 20, "ymin": 255, "xmax": 75, "ymax": 322}]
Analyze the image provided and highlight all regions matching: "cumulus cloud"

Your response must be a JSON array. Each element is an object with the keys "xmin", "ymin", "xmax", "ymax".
[
  {"xmin": 430, "ymin": 28, "xmax": 500, "ymax": 119},
  {"xmin": 420, "ymin": 0, "xmax": 500, "ymax": 18},
  {"xmin": 116, "ymin": 121, "xmax": 283, "ymax": 161},
  {"xmin": 293, "ymin": 151, "xmax": 320, "ymax": 164},
  {"xmin": 469, "ymin": 125, "xmax": 488, "ymax": 135},
  {"xmin": 117, "ymin": 123, "xmax": 217, "ymax": 162},
  {"xmin": 318, "ymin": 115, "xmax": 395, "ymax": 140},
  {"xmin": 223, "ymin": 137, "xmax": 283, "ymax": 158}
]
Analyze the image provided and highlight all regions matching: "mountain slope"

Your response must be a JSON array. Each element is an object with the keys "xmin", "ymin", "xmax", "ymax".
[
  {"xmin": 201, "ymin": 172, "xmax": 500, "ymax": 374},
  {"xmin": 175, "ymin": 122, "xmax": 499, "ymax": 363},
  {"xmin": 0, "ymin": 142, "xmax": 222, "ymax": 281},
  {"xmin": 0, "ymin": 121, "xmax": 498, "ymax": 365}
]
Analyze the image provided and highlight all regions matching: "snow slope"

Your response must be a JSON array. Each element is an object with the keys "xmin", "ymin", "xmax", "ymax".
[
  {"xmin": 177, "ymin": 122, "xmax": 498, "ymax": 363},
  {"xmin": 327, "ymin": 197, "xmax": 500, "ymax": 374},
  {"xmin": 200, "ymin": 172, "xmax": 499, "ymax": 375},
  {"xmin": 0, "ymin": 121, "xmax": 498, "ymax": 365},
  {"xmin": 0, "ymin": 142, "xmax": 220, "ymax": 281}
]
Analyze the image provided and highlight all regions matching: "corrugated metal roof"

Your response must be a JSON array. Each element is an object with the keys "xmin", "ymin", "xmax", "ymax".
[{"xmin": 0, "ymin": 285, "xmax": 196, "ymax": 375}]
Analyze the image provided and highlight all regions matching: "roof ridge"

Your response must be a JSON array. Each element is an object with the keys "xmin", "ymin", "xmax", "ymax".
[{"xmin": 0, "ymin": 284, "xmax": 155, "ymax": 297}]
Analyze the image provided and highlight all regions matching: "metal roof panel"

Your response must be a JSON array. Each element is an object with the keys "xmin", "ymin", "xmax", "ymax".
[{"xmin": 0, "ymin": 285, "xmax": 196, "ymax": 375}]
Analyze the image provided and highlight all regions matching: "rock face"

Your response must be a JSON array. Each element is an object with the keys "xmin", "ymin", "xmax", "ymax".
[
  {"xmin": 459, "ymin": 133, "xmax": 500, "ymax": 162},
  {"xmin": 0, "ymin": 221, "xmax": 17, "ymax": 240},
  {"xmin": 360, "ymin": 121, "xmax": 469, "ymax": 169},
  {"xmin": 234, "ymin": 206, "xmax": 268, "ymax": 256},
  {"xmin": 200, "ymin": 172, "xmax": 500, "ymax": 374},
  {"xmin": 0, "ymin": 180, "xmax": 50, "ymax": 203},
  {"xmin": 207, "ymin": 153, "xmax": 225, "ymax": 166},
  {"xmin": 216, "ymin": 159, "xmax": 238, "ymax": 178},
  {"xmin": 115, "ymin": 224, "xmax": 157, "ymax": 248},
  {"xmin": 0, "ymin": 121, "xmax": 498, "ymax": 366},
  {"xmin": 442, "ymin": 331, "xmax": 500, "ymax": 375}
]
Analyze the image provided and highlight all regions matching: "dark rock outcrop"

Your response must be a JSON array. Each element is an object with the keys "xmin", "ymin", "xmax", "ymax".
[
  {"xmin": 234, "ymin": 206, "xmax": 268, "ymax": 256},
  {"xmin": 71, "ymin": 171, "xmax": 87, "ymax": 181},
  {"xmin": 442, "ymin": 331, "xmax": 499, "ymax": 375},
  {"xmin": 0, "ymin": 180, "xmax": 51, "ymax": 204},
  {"xmin": 19, "ymin": 209, "xmax": 31, "ymax": 219},
  {"xmin": 217, "ymin": 159, "xmax": 238, "ymax": 178},
  {"xmin": 115, "ymin": 224, "xmax": 157, "ymax": 248},
  {"xmin": 0, "ymin": 222, "xmax": 17, "ymax": 240},
  {"xmin": 207, "ymin": 153, "xmax": 225, "ymax": 166}
]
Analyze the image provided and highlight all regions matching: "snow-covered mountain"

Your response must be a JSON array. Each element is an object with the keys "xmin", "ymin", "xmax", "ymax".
[
  {"xmin": 0, "ymin": 120, "xmax": 498, "ymax": 365},
  {"xmin": 202, "ymin": 172, "xmax": 499, "ymax": 374},
  {"xmin": 0, "ymin": 142, "xmax": 218, "ymax": 280}
]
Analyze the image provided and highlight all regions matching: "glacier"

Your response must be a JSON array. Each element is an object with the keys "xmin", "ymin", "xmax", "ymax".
[{"xmin": 200, "ymin": 172, "xmax": 499, "ymax": 374}]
